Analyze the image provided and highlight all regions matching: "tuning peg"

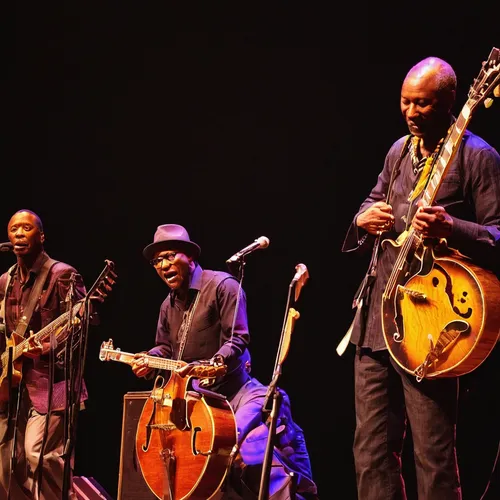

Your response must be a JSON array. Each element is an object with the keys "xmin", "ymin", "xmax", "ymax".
[
  {"xmin": 484, "ymin": 97, "xmax": 494, "ymax": 108},
  {"xmin": 101, "ymin": 283, "xmax": 113, "ymax": 293},
  {"xmin": 494, "ymin": 85, "xmax": 500, "ymax": 98}
]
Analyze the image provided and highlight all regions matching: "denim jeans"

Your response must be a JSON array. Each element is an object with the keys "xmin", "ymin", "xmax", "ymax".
[{"xmin": 353, "ymin": 348, "xmax": 462, "ymax": 499}]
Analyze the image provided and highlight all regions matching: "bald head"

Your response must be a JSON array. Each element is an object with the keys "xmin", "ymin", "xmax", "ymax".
[
  {"xmin": 400, "ymin": 56, "xmax": 457, "ymax": 141},
  {"xmin": 405, "ymin": 57, "xmax": 457, "ymax": 95}
]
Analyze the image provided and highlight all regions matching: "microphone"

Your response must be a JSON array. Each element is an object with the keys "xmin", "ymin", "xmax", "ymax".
[
  {"xmin": 292, "ymin": 263, "xmax": 309, "ymax": 301},
  {"xmin": 0, "ymin": 242, "xmax": 13, "ymax": 252},
  {"xmin": 226, "ymin": 236, "xmax": 270, "ymax": 263},
  {"xmin": 292, "ymin": 263, "xmax": 309, "ymax": 283}
]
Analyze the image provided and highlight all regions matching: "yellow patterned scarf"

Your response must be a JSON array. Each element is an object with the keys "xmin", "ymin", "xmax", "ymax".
[{"xmin": 408, "ymin": 136, "xmax": 444, "ymax": 202}]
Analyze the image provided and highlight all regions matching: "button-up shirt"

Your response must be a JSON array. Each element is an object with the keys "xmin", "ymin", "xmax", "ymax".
[
  {"xmin": 342, "ymin": 130, "xmax": 500, "ymax": 350},
  {"xmin": 0, "ymin": 252, "xmax": 88, "ymax": 412},
  {"xmin": 148, "ymin": 264, "xmax": 251, "ymax": 398}
]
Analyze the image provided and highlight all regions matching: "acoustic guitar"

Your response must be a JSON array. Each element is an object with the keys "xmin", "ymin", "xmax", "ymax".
[
  {"xmin": 381, "ymin": 47, "xmax": 500, "ymax": 381},
  {"xmin": 99, "ymin": 339, "xmax": 237, "ymax": 500},
  {"xmin": 0, "ymin": 259, "xmax": 117, "ymax": 402}
]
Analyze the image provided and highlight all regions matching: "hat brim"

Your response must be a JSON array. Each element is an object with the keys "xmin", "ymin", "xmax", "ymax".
[{"xmin": 143, "ymin": 240, "xmax": 201, "ymax": 261}]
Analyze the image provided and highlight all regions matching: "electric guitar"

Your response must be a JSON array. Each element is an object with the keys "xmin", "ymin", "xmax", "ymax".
[
  {"xmin": 99, "ymin": 338, "xmax": 237, "ymax": 500},
  {"xmin": 381, "ymin": 47, "xmax": 500, "ymax": 380},
  {"xmin": 0, "ymin": 259, "xmax": 117, "ymax": 401}
]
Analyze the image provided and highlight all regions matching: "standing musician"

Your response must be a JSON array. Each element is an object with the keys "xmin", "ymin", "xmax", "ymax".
[
  {"xmin": 0, "ymin": 209, "xmax": 88, "ymax": 499},
  {"xmin": 341, "ymin": 56, "xmax": 500, "ymax": 499},
  {"xmin": 132, "ymin": 223, "xmax": 318, "ymax": 499}
]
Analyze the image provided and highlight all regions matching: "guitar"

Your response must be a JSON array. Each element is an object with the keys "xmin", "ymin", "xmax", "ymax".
[
  {"xmin": 0, "ymin": 259, "xmax": 117, "ymax": 401},
  {"xmin": 99, "ymin": 339, "xmax": 237, "ymax": 500},
  {"xmin": 381, "ymin": 47, "xmax": 500, "ymax": 381}
]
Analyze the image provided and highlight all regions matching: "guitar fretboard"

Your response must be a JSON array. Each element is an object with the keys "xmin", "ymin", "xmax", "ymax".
[
  {"xmin": 100, "ymin": 350, "xmax": 184, "ymax": 371},
  {"xmin": 422, "ymin": 107, "xmax": 471, "ymax": 207},
  {"xmin": 1, "ymin": 300, "xmax": 82, "ymax": 367}
]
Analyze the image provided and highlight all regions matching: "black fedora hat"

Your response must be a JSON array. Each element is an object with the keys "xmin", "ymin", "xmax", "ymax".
[{"xmin": 143, "ymin": 224, "xmax": 201, "ymax": 261}]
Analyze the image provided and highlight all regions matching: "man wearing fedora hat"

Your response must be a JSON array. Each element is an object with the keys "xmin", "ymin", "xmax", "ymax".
[
  {"xmin": 132, "ymin": 223, "xmax": 318, "ymax": 499},
  {"xmin": 134, "ymin": 223, "xmax": 251, "ymax": 399}
]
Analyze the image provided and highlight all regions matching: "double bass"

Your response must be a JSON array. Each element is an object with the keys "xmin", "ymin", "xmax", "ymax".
[{"xmin": 99, "ymin": 339, "xmax": 237, "ymax": 499}]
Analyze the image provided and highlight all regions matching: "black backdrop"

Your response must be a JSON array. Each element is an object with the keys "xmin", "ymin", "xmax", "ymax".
[{"xmin": 3, "ymin": 4, "xmax": 500, "ymax": 499}]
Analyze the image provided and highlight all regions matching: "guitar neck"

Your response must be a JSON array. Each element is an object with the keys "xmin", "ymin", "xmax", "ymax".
[
  {"xmin": 421, "ymin": 104, "xmax": 473, "ymax": 207},
  {"xmin": 1, "ymin": 259, "xmax": 116, "ymax": 369},
  {"xmin": 2, "ymin": 300, "xmax": 82, "ymax": 366},
  {"xmin": 102, "ymin": 349, "xmax": 183, "ymax": 371}
]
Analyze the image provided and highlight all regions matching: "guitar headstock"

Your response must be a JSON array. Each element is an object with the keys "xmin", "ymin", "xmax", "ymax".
[
  {"xmin": 87, "ymin": 260, "xmax": 117, "ymax": 304},
  {"xmin": 99, "ymin": 338, "xmax": 116, "ymax": 361},
  {"xmin": 176, "ymin": 359, "xmax": 228, "ymax": 379},
  {"xmin": 468, "ymin": 47, "xmax": 500, "ymax": 112}
]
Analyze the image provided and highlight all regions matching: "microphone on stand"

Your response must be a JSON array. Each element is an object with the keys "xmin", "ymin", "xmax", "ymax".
[
  {"xmin": 0, "ymin": 242, "xmax": 13, "ymax": 252},
  {"xmin": 226, "ymin": 236, "xmax": 270, "ymax": 264},
  {"xmin": 292, "ymin": 263, "xmax": 309, "ymax": 283},
  {"xmin": 292, "ymin": 263, "xmax": 309, "ymax": 302}
]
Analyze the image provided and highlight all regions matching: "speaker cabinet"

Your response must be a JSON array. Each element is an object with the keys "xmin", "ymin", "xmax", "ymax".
[{"xmin": 117, "ymin": 391, "xmax": 157, "ymax": 500}]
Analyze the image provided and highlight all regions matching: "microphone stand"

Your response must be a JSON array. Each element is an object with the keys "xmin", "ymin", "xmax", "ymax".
[
  {"xmin": 258, "ymin": 266, "xmax": 307, "ymax": 500},
  {"xmin": 34, "ymin": 271, "xmax": 78, "ymax": 499},
  {"xmin": 62, "ymin": 272, "xmax": 92, "ymax": 498},
  {"xmin": 7, "ymin": 346, "xmax": 21, "ymax": 500},
  {"xmin": 226, "ymin": 255, "xmax": 245, "ymax": 282},
  {"xmin": 225, "ymin": 255, "xmax": 247, "ymax": 449},
  {"xmin": 62, "ymin": 273, "xmax": 78, "ymax": 498}
]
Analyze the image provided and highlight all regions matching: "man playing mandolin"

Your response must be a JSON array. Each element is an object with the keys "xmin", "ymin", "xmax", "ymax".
[{"xmin": 341, "ymin": 54, "xmax": 500, "ymax": 499}]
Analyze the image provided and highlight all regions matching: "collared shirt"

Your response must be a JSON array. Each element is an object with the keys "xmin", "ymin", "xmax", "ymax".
[
  {"xmin": 0, "ymin": 251, "xmax": 88, "ymax": 412},
  {"xmin": 342, "ymin": 130, "xmax": 500, "ymax": 350},
  {"xmin": 148, "ymin": 264, "xmax": 251, "ymax": 398}
]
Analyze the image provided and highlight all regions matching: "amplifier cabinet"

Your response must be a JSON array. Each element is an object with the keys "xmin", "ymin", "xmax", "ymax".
[{"xmin": 117, "ymin": 391, "xmax": 157, "ymax": 500}]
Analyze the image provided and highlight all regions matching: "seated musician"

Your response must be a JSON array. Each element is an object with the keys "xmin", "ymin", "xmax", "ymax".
[{"xmin": 131, "ymin": 223, "xmax": 318, "ymax": 499}]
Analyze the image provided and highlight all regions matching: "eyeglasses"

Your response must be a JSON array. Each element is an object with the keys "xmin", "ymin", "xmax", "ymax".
[{"xmin": 150, "ymin": 252, "xmax": 178, "ymax": 268}]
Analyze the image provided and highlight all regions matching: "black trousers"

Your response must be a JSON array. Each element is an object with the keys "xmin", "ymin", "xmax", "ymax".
[{"xmin": 353, "ymin": 348, "xmax": 461, "ymax": 500}]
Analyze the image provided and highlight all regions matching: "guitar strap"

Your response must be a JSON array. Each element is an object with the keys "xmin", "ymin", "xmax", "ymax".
[
  {"xmin": 9, "ymin": 257, "xmax": 58, "ymax": 340},
  {"xmin": 176, "ymin": 290, "xmax": 201, "ymax": 361},
  {"xmin": 0, "ymin": 265, "xmax": 17, "ymax": 337},
  {"xmin": 363, "ymin": 135, "xmax": 412, "ymax": 286},
  {"xmin": 337, "ymin": 135, "xmax": 412, "ymax": 356}
]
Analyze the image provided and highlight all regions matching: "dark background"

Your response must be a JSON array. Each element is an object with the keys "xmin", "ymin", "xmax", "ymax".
[{"xmin": 3, "ymin": 4, "xmax": 500, "ymax": 499}]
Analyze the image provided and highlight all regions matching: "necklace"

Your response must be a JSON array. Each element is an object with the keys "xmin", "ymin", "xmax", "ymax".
[{"xmin": 408, "ymin": 135, "xmax": 445, "ymax": 203}]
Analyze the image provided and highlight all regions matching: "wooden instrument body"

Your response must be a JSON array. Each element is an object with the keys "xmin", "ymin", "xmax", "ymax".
[
  {"xmin": 382, "ymin": 241, "xmax": 500, "ymax": 378},
  {"xmin": 136, "ymin": 375, "xmax": 237, "ymax": 500}
]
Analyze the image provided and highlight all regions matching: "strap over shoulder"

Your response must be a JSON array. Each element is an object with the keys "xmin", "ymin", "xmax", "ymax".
[
  {"xmin": 11, "ymin": 257, "xmax": 59, "ymax": 338},
  {"xmin": 0, "ymin": 264, "xmax": 17, "ymax": 336}
]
